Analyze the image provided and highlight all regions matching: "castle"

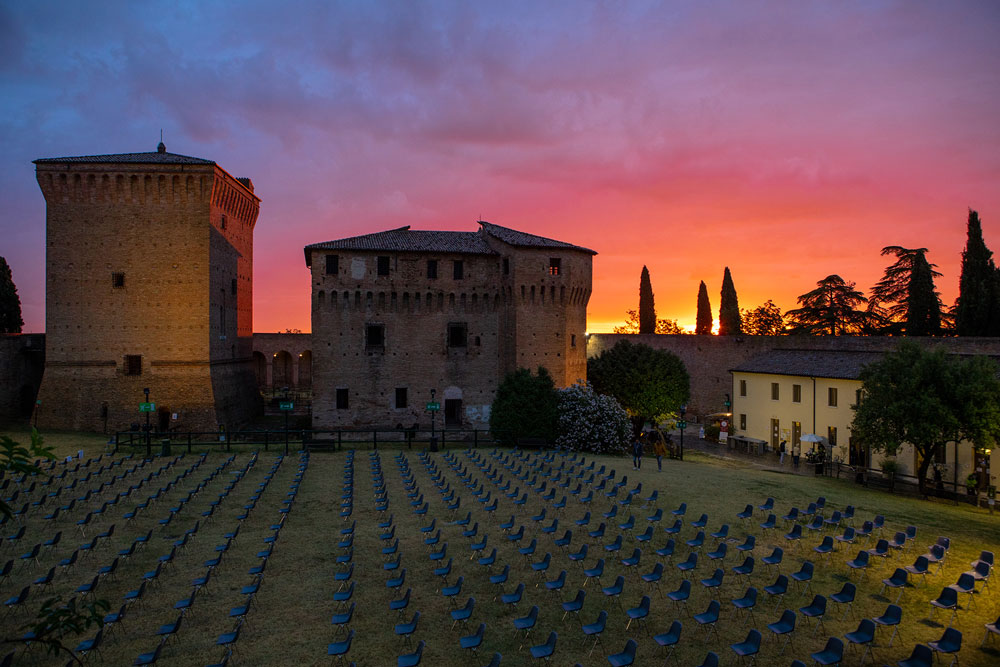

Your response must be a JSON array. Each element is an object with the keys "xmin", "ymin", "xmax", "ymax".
[
  {"xmin": 28, "ymin": 144, "xmax": 594, "ymax": 432},
  {"xmin": 31, "ymin": 143, "xmax": 260, "ymax": 432}
]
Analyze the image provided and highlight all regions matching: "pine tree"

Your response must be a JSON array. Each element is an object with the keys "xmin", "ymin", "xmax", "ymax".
[
  {"xmin": 786, "ymin": 275, "xmax": 869, "ymax": 335},
  {"xmin": 0, "ymin": 256, "xmax": 23, "ymax": 334},
  {"xmin": 695, "ymin": 281, "xmax": 712, "ymax": 335},
  {"xmin": 870, "ymin": 246, "xmax": 943, "ymax": 336},
  {"xmin": 638, "ymin": 266, "xmax": 656, "ymax": 334},
  {"xmin": 718, "ymin": 267, "xmax": 741, "ymax": 335},
  {"xmin": 956, "ymin": 209, "xmax": 996, "ymax": 336}
]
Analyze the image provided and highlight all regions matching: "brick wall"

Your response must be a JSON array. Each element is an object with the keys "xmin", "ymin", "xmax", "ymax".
[{"xmin": 0, "ymin": 334, "xmax": 44, "ymax": 424}]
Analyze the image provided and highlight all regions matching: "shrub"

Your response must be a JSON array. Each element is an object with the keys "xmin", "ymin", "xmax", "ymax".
[
  {"xmin": 489, "ymin": 367, "xmax": 559, "ymax": 446},
  {"xmin": 555, "ymin": 382, "xmax": 631, "ymax": 455},
  {"xmin": 705, "ymin": 424, "xmax": 721, "ymax": 441}
]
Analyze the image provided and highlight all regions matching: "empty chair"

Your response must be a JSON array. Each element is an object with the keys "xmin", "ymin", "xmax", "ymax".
[
  {"xmin": 830, "ymin": 581, "xmax": 856, "ymax": 620},
  {"xmin": 785, "ymin": 523, "xmax": 803, "ymax": 546},
  {"xmin": 133, "ymin": 638, "xmax": 167, "ymax": 666},
  {"xmin": 671, "ymin": 502, "xmax": 687, "ymax": 517},
  {"xmin": 655, "ymin": 539, "xmax": 675, "ymax": 561},
  {"xmin": 513, "ymin": 605, "xmax": 539, "ymax": 649},
  {"xmin": 641, "ymin": 562, "xmax": 664, "ymax": 590},
  {"xmin": 545, "ymin": 569, "xmax": 567, "ymax": 593},
  {"xmin": 74, "ymin": 626, "xmax": 104, "ymax": 661},
  {"xmin": 694, "ymin": 599, "xmax": 722, "ymax": 640},
  {"xmin": 867, "ymin": 538, "xmax": 890, "ymax": 560},
  {"xmin": 835, "ymin": 526, "xmax": 856, "ymax": 546},
  {"xmin": 872, "ymin": 603, "xmax": 903, "ymax": 647},
  {"xmin": 982, "ymin": 612, "xmax": 1000, "ymax": 647},
  {"xmin": 529, "ymin": 631, "xmax": 557, "ymax": 661},
  {"xmin": 813, "ymin": 536, "xmax": 835, "ymax": 559},
  {"xmin": 700, "ymin": 568, "xmax": 724, "ymax": 596},
  {"xmin": 500, "ymin": 582, "xmax": 524, "ymax": 607},
  {"xmin": 896, "ymin": 644, "xmax": 934, "ymax": 667},
  {"xmin": 666, "ymin": 579, "xmax": 691, "ymax": 613},
  {"xmin": 844, "ymin": 618, "xmax": 876, "ymax": 665},
  {"xmin": 394, "ymin": 611, "xmax": 420, "ymax": 648},
  {"xmin": 798, "ymin": 594, "xmax": 827, "ymax": 636},
  {"xmin": 964, "ymin": 560, "xmax": 992, "ymax": 591},
  {"xmin": 729, "ymin": 628, "xmax": 761, "ymax": 665},
  {"xmin": 948, "ymin": 572, "xmax": 978, "ymax": 609},
  {"xmin": 737, "ymin": 505, "xmax": 753, "ymax": 521},
  {"xmin": 450, "ymin": 597, "xmax": 475, "ymax": 629},
  {"xmin": 760, "ymin": 514, "xmax": 777, "ymax": 532},
  {"xmin": 846, "ymin": 550, "xmax": 870, "ymax": 580},
  {"xmin": 686, "ymin": 531, "xmax": 705, "ymax": 551},
  {"xmin": 758, "ymin": 497, "xmax": 774, "ymax": 513},
  {"xmin": 732, "ymin": 556, "xmax": 754, "ymax": 582},
  {"xmin": 582, "ymin": 609, "xmax": 607, "ymax": 656},
  {"xmin": 711, "ymin": 523, "xmax": 729, "ymax": 539},
  {"xmin": 881, "ymin": 568, "xmax": 909, "ymax": 603},
  {"xmin": 624, "ymin": 595, "xmax": 650, "ymax": 632},
  {"xmin": 692, "ymin": 513, "xmax": 709, "ymax": 528},
  {"xmin": 663, "ymin": 519, "xmax": 682, "ymax": 535},
  {"xmin": 330, "ymin": 601, "xmax": 355, "ymax": 633},
  {"xmin": 761, "ymin": 547, "xmax": 783, "ymax": 573},
  {"xmin": 925, "ymin": 544, "xmax": 947, "ymax": 574},
  {"xmin": 653, "ymin": 620, "xmax": 682, "ymax": 662},
  {"xmin": 397, "ymin": 639, "xmax": 424, "ymax": 667},
  {"xmin": 905, "ymin": 555, "xmax": 930, "ymax": 586},
  {"xmin": 460, "ymin": 622, "xmax": 486, "ymax": 653},
  {"xmin": 929, "ymin": 586, "xmax": 960, "ymax": 627},
  {"xmin": 764, "ymin": 574, "xmax": 789, "ymax": 607},
  {"xmin": 766, "ymin": 609, "xmax": 796, "ymax": 654},
  {"xmin": 676, "ymin": 552, "xmax": 698, "ymax": 572},
  {"xmin": 927, "ymin": 627, "xmax": 962, "ymax": 664},
  {"xmin": 790, "ymin": 561, "xmax": 814, "ymax": 596},
  {"xmin": 583, "ymin": 558, "xmax": 605, "ymax": 587},
  {"xmin": 606, "ymin": 638, "xmax": 638, "ymax": 667},
  {"xmin": 561, "ymin": 589, "xmax": 585, "ymax": 622},
  {"xmin": 620, "ymin": 548, "xmax": 641, "ymax": 570},
  {"xmin": 707, "ymin": 542, "xmax": 727, "ymax": 563},
  {"xmin": 810, "ymin": 636, "xmax": 844, "ymax": 666},
  {"xmin": 731, "ymin": 586, "xmax": 758, "ymax": 626},
  {"xmin": 601, "ymin": 575, "xmax": 625, "ymax": 609}
]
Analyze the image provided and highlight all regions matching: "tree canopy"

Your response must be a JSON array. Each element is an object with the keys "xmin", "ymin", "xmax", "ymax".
[
  {"xmin": 740, "ymin": 300, "xmax": 786, "ymax": 335},
  {"xmin": 851, "ymin": 341, "xmax": 1000, "ymax": 496},
  {"xmin": 639, "ymin": 266, "xmax": 656, "ymax": 335},
  {"xmin": 695, "ymin": 281, "xmax": 713, "ymax": 335},
  {"xmin": 488, "ymin": 367, "xmax": 559, "ymax": 446},
  {"xmin": 869, "ymin": 246, "xmax": 943, "ymax": 336},
  {"xmin": 588, "ymin": 340, "xmax": 690, "ymax": 437},
  {"xmin": 0, "ymin": 256, "xmax": 24, "ymax": 334},
  {"xmin": 956, "ymin": 209, "xmax": 997, "ymax": 336},
  {"xmin": 786, "ymin": 275, "xmax": 869, "ymax": 335},
  {"xmin": 718, "ymin": 267, "xmax": 741, "ymax": 335},
  {"xmin": 555, "ymin": 382, "xmax": 632, "ymax": 455},
  {"xmin": 612, "ymin": 309, "xmax": 684, "ymax": 334}
]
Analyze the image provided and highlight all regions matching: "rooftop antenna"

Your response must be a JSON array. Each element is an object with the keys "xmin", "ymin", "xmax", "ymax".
[{"xmin": 157, "ymin": 129, "xmax": 166, "ymax": 153}]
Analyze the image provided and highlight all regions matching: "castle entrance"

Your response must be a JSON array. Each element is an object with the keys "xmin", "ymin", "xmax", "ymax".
[{"xmin": 445, "ymin": 399, "xmax": 462, "ymax": 426}]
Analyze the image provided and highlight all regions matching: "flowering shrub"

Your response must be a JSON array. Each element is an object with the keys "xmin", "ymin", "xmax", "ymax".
[{"xmin": 556, "ymin": 382, "xmax": 631, "ymax": 455}]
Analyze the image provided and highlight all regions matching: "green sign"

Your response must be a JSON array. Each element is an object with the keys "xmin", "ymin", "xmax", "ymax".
[
  {"xmin": 724, "ymin": 401, "xmax": 731, "ymax": 408},
  {"xmin": 677, "ymin": 420, "xmax": 687, "ymax": 429},
  {"xmin": 279, "ymin": 401, "xmax": 294, "ymax": 411},
  {"xmin": 139, "ymin": 402, "xmax": 155, "ymax": 412},
  {"xmin": 426, "ymin": 402, "xmax": 441, "ymax": 411}
]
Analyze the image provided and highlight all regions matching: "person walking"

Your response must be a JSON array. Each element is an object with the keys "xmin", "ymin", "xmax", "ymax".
[
  {"xmin": 632, "ymin": 436, "xmax": 644, "ymax": 470},
  {"xmin": 779, "ymin": 440, "xmax": 787, "ymax": 466},
  {"xmin": 653, "ymin": 434, "xmax": 668, "ymax": 471}
]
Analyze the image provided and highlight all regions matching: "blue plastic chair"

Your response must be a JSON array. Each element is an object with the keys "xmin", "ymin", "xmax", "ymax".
[
  {"xmin": 929, "ymin": 586, "xmax": 959, "ymax": 627},
  {"xmin": 928, "ymin": 626, "xmax": 962, "ymax": 663},
  {"xmin": 601, "ymin": 575, "xmax": 625, "ymax": 610},
  {"xmin": 394, "ymin": 611, "xmax": 420, "ymax": 649},
  {"xmin": 844, "ymin": 618, "xmax": 876, "ymax": 665},
  {"xmin": 830, "ymin": 581, "xmax": 856, "ymax": 620},
  {"xmin": 790, "ymin": 561, "xmax": 814, "ymax": 596},
  {"xmin": 133, "ymin": 638, "xmax": 167, "ymax": 665},
  {"xmin": 513, "ymin": 605, "xmax": 539, "ymax": 648},
  {"xmin": 671, "ymin": 502, "xmax": 687, "ymax": 517},
  {"xmin": 872, "ymin": 603, "xmax": 903, "ymax": 647},
  {"xmin": 655, "ymin": 539, "xmax": 675, "ymax": 562},
  {"xmin": 766, "ymin": 608, "xmax": 796, "ymax": 654},
  {"xmin": 729, "ymin": 628, "xmax": 761, "ymax": 665},
  {"xmin": 732, "ymin": 556, "xmax": 754, "ymax": 582},
  {"xmin": 397, "ymin": 639, "xmax": 424, "ymax": 667},
  {"xmin": 501, "ymin": 582, "xmax": 524, "ymax": 607},
  {"xmin": 731, "ymin": 586, "xmax": 758, "ymax": 626},
  {"xmin": 676, "ymin": 552, "xmax": 698, "ymax": 572},
  {"xmin": 450, "ymin": 597, "xmax": 474, "ymax": 629},
  {"xmin": 700, "ymin": 568, "xmax": 724, "ymax": 596},
  {"xmin": 582, "ymin": 609, "xmax": 608, "ymax": 656},
  {"xmin": 624, "ymin": 595, "xmax": 650, "ymax": 632},
  {"xmin": 663, "ymin": 519, "xmax": 682, "ymax": 535},
  {"xmin": 896, "ymin": 644, "xmax": 933, "ymax": 667},
  {"xmin": 810, "ymin": 636, "xmax": 844, "ymax": 665},
  {"xmin": 847, "ymin": 549, "xmax": 870, "ymax": 580},
  {"xmin": 561, "ymin": 589, "xmax": 585, "ymax": 622},
  {"xmin": 583, "ymin": 559, "xmax": 605, "ymax": 587},
  {"xmin": 641, "ymin": 562, "xmax": 664, "ymax": 590},
  {"xmin": 666, "ymin": 579, "xmax": 691, "ymax": 613},
  {"xmin": 694, "ymin": 599, "xmax": 721, "ymax": 640},
  {"xmin": 760, "ymin": 514, "xmax": 777, "ymax": 532},
  {"xmin": 460, "ymin": 623, "xmax": 486, "ymax": 653},
  {"xmin": 606, "ymin": 638, "xmax": 637, "ymax": 666},
  {"xmin": 798, "ymin": 594, "xmax": 827, "ymax": 636},
  {"xmin": 546, "ymin": 569, "xmax": 567, "ymax": 593},
  {"xmin": 529, "ymin": 631, "xmax": 557, "ymax": 661},
  {"xmin": 880, "ymin": 568, "xmax": 909, "ymax": 603},
  {"xmin": 653, "ymin": 619, "xmax": 682, "ymax": 661}
]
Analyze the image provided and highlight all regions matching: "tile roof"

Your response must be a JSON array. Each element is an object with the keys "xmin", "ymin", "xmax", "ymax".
[
  {"xmin": 304, "ymin": 226, "xmax": 497, "ymax": 265},
  {"xmin": 479, "ymin": 221, "xmax": 596, "ymax": 254},
  {"xmin": 731, "ymin": 349, "xmax": 885, "ymax": 380},
  {"xmin": 34, "ymin": 148, "xmax": 214, "ymax": 166}
]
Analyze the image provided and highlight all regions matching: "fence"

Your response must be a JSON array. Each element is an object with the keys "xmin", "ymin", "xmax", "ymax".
[{"xmin": 827, "ymin": 460, "xmax": 997, "ymax": 509}]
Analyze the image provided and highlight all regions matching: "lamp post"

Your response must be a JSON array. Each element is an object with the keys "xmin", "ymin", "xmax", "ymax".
[
  {"xmin": 678, "ymin": 404, "xmax": 687, "ymax": 461},
  {"xmin": 282, "ymin": 386, "xmax": 290, "ymax": 455},
  {"xmin": 429, "ymin": 389, "xmax": 438, "ymax": 452},
  {"xmin": 143, "ymin": 387, "xmax": 151, "ymax": 458}
]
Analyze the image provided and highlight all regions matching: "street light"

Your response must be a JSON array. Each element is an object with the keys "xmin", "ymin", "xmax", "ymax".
[
  {"xmin": 429, "ymin": 389, "xmax": 438, "ymax": 452},
  {"xmin": 143, "ymin": 387, "xmax": 151, "ymax": 458},
  {"xmin": 678, "ymin": 404, "xmax": 687, "ymax": 461}
]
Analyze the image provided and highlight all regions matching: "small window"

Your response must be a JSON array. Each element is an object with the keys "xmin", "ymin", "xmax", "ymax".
[
  {"xmin": 739, "ymin": 414, "xmax": 746, "ymax": 430},
  {"xmin": 365, "ymin": 324, "xmax": 385, "ymax": 351},
  {"xmin": 828, "ymin": 387, "xmax": 838, "ymax": 407},
  {"xmin": 827, "ymin": 426, "xmax": 838, "ymax": 446},
  {"xmin": 112, "ymin": 272, "xmax": 125, "ymax": 288},
  {"xmin": 771, "ymin": 382, "xmax": 779, "ymax": 401},
  {"xmin": 739, "ymin": 379, "xmax": 747, "ymax": 397},
  {"xmin": 792, "ymin": 384, "xmax": 801, "ymax": 403},
  {"xmin": 503, "ymin": 258, "xmax": 510, "ymax": 275},
  {"xmin": 336, "ymin": 388, "xmax": 349, "ymax": 410},
  {"xmin": 448, "ymin": 323, "xmax": 468, "ymax": 348},
  {"xmin": 475, "ymin": 336, "xmax": 481, "ymax": 346},
  {"xmin": 231, "ymin": 278, "xmax": 237, "ymax": 296},
  {"xmin": 395, "ymin": 387, "xmax": 408, "ymax": 409},
  {"xmin": 124, "ymin": 355, "xmax": 142, "ymax": 376},
  {"xmin": 221, "ymin": 215, "xmax": 227, "ymax": 230},
  {"xmin": 549, "ymin": 258, "xmax": 561, "ymax": 276},
  {"xmin": 570, "ymin": 334, "xmax": 576, "ymax": 348},
  {"xmin": 377, "ymin": 256, "xmax": 391, "ymax": 276},
  {"xmin": 427, "ymin": 259, "xmax": 438, "ymax": 279},
  {"xmin": 453, "ymin": 260, "xmax": 464, "ymax": 280},
  {"xmin": 325, "ymin": 254, "xmax": 339, "ymax": 276}
]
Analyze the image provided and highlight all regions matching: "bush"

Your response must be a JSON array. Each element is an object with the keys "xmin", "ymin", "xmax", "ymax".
[
  {"xmin": 555, "ymin": 382, "xmax": 631, "ymax": 455},
  {"xmin": 489, "ymin": 367, "xmax": 559, "ymax": 447},
  {"xmin": 705, "ymin": 424, "xmax": 721, "ymax": 441},
  {"xmin": 880, "ymin": 458, "xmax": 900, "ymax": 476}
]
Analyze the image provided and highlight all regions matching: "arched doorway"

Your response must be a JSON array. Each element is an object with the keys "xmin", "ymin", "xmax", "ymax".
[
  {"xmin": 298, "ymin": 350, "xmax": 312, "ymax": 389},
  {"xmin": 273, "ymin": 351, "xmax": 293, "ymax": 388},
  {"xmin": 252, "ymin": 351, "xmax": 268, "ymax": 388}
]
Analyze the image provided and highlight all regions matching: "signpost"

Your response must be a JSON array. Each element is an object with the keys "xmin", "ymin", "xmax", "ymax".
[
  {"xmin": 279, "ymin": 392, "xmax": 293, "ymax": 454},
  {"xmin": 678, "ymin": 404, "xmax": 687, "ymax": 461},
  {"xmin": 426, "ymin": 402, "xmax": 440, "ymax": 411},
  {"xmin": 142, "ymin": 388, "xmax": 152, "ymax": 458},
  {"xmin": 428, "ymin": 389, "xmax": 438, "ymax": 451}
]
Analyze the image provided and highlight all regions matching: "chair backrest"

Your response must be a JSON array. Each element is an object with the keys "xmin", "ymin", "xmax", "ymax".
[
  {"xmin": 810, "ymin": 595, "xmax": 826, "ymax": 612},
  {"xmin": 936, "ymin": 586, "xmax": 957, "ymax": 605},
  {"xmin": 881, "ymin": 604, "xmax": 902, "ymax": 624},
  {"xmin": 779, "ymin": 609, "xmax": 796, "ymax": 628},
  {"xmin": 855, "ymin": 618, "xmax": 875, "ymax": 639},
  {"xmin": 823, "ymin": 637, "xmax": 843, "ymax": 656},
  {"xmin": 544, "ymin": 632, "xmax": 557, "ymax": 649},
  {"xmin": 800, "ymin": 561, "xmax": 814, "ymax": 577},
  {"xmin": 939, "ymin": 626, "xmax": 962, "ymax": 650},
  {"xmin": 746, "ymin": 629, "xmax": 761, "ymax": 649},
  {"xmin": 707, "ymin": 599, "xmax": 721, "ymax": 616},
  {"xmin": 838, "ymin": 582, "xmax": 856, "ymax": 600}
]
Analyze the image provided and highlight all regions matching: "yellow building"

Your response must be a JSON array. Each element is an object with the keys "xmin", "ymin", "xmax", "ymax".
[{"xmin": 730, "ymin": 349, "xmax": 993, "ymax": 491}]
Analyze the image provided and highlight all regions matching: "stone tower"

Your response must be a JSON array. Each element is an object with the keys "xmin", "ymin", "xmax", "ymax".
[{"xmin": 33, "ymin": 143, "xmax": 261, "ymax": 432}]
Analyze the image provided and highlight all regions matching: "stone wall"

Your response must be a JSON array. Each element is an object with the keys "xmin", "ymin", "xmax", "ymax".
[
  {"xmin": 0, "ymin": 334, "xmax": 45, "ymax": 425},
  {"xmin": 588, "ymin": 333, "xmax": 1000, "ymax": 420}
]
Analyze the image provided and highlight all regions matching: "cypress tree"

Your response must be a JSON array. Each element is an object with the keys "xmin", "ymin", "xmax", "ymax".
[
  {"xmin": 695, "ymin": 281, "xmax": 712, "ymax": 335},
  {"xmin": 871, "ymin": 246, "xmax": 943, "ymax": 335},
  {"xmin": 718, "ymin": 267, "xmax": 741, "ymax": 335},
  {"xmin": 638, "ymin": 266, "xmax": 656, "ymax": 334},
  {"xmin": 0, "ymin": 256, "xmax": 23, "ymax": 334},
  {"xmin": 956, "ymin": 209, "xmax": 996, "ymax": 336}
]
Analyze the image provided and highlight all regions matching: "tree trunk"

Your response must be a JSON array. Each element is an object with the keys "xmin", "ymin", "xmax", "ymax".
[
  {"xmin": 631, "ymin": 416, "xmax": 646, "ymax": 441},
  {"xmin": 914, "ymin": 445, "xmax": 937, "ymax": 499}
]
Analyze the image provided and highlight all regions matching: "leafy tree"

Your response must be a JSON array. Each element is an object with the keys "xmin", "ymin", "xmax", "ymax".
[
  {"xmin": 695, "ymin": 281, "xmax": 713, "ymax": 335},
  {"xmin": 0, "ymin": 256, "xmax": 23, "ymax": 333},
  {"xmin": 740, "ymin": 300, "xmax": 786, "ymax": 335},
  {"xmin": 612, "ymin": 310, "xmax": 684, "ymax": 334},
  {"xmin": 489, "ymin": 367, "xmax": 559, "ymax": 446},
  {"xmin": 852, "ymin": 341, "xmax": 1000, "ymax": 497},
  {"xmin": 639, "ymin": 266, "xmax": 656, "ymax": 334},
  {"xmin": 956, "ymin": 209, "xmax": 997, "ymax": 336},
  {"xmin": 0, "ymin": 431, "xmax": 108, "ymax": 662},
  {"xmin": 588, "ymin": 340, "xmax": 690, "ymax": 437},
  {"xmin": 718, "ymin": 267, "xmax": 741, "ymax": 335},
  {"xmin": 786, "ymin": 275, "xmax": 869, "ymax": 335},
  {"xmin": 869, "ymin": 246, "xmax": 943, "ymax": 335},
  {"xmin": 555, "ymin": 382, "xmax": 632, "ymax": 455}
]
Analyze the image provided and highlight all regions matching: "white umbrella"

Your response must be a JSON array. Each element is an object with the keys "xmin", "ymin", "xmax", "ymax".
[{"xmin": 801, "ymin": 434, "xmax": 823, "ymax": 443}]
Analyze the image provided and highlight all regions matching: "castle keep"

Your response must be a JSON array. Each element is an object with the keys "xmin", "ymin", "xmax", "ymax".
[
  {"xmin": 32, "ymin": 143, "xmax": 260, "ymax": 432},
  {"xmin": 305, "ymin": 222, "xmax": 594, "ymax": 429}
]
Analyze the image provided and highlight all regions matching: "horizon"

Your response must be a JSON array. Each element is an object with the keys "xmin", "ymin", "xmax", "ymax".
[{"xmin": 3, "ymin": 1, "xmax": 999, "ymax": 334}]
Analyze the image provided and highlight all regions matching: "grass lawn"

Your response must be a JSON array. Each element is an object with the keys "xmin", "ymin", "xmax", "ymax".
[{"xmin": 2, "ymin": 427, "xmax": 999, "ymax": 666}]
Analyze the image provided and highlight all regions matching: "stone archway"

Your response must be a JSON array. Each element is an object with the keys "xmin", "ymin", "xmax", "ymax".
[{"xmin": 273, "ymin": 350, "xmax": 293, "ymax": 388}]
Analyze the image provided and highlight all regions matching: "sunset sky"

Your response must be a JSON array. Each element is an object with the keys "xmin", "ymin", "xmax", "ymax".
[{"xmin": 2, "ymin": 1, "xmax": 999, "ymax": 334}]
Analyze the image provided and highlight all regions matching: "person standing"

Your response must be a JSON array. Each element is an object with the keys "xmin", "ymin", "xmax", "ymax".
[
  {"xmin": 632, "ymin": 436, "xmax": 644, "ymax": 470},
  {"xmin": 779, "ymin": 440, "xmax": 787, "ymax": 466},
  {"xmin": 792, "ymin": 441, "xmax": 801, "ymax": 468},
  {"xmin": 653, "ymin": 434, "xmax": 668, "ymax": 471}
]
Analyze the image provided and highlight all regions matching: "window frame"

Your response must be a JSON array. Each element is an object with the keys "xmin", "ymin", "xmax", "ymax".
[
  {"xmin": 739, "ymin": 379, "xmax": 747, "ymax": 397},
  {"xmin": 325, "ymin": 254, "xmax": 339, "ymax": 276},
  {"xmin": 336, "ymin": 388, "xmax": 349, "ymax": 410},
  {"xmin": 792, "ymin": 384, "xmax": 801, "ymax": 403},
  {"xmin": 771, "ymin": 382, "xmax": 779, "ymax": 401},
  {"xmin": 549, "ymin": 258, "xmax": 561, "ymax": 276},
  {"xmin": 828, "ymin": 387, "xmax": 838, "ymax": 407},
  {"xmin": 377, "ymin": 256, "xmax": 391, "ymax": 276},
  {"xmin": 453, "ymin": 260, "xmax": 464, "ymax": 280},
  {"xmin": 365, "ymin": 323, "xmax": 385, "ymax": 351},
  {"xmin": 112, "ymin": 272, "xmax": 126, "ymax": 289},
  {"xmin": 447, "ymin": 322, "xmax": 468, "ymax": 348},
  {"xmin": 395, "ymin": 387, "xmax": 408, "ymax": 410},
  {"xmin": 124, "ymin": 354, "xmax": 142, "ymax": 376},
  {"xmin": 427, "ymin": 259, "xmax": 438, "ymax": 279}
]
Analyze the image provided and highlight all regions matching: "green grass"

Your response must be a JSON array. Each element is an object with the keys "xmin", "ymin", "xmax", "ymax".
[{"xmin": 2, "ymin": 428, "xmax": 999, "ymax": 666}]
